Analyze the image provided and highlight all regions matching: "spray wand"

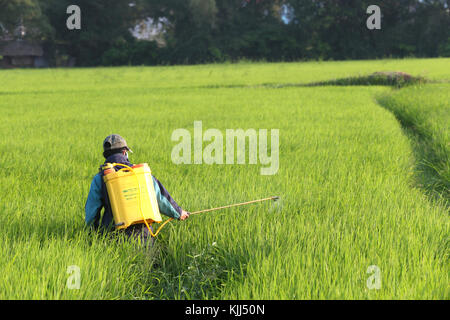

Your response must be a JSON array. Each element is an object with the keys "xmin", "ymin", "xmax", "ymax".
[
  {"xmin": 189, "ymin": 196, "xmax": 280, "ymax": 216},
  {"xmin": 152, "ymin": 196, "xmax": 280, "ymax": 237}
]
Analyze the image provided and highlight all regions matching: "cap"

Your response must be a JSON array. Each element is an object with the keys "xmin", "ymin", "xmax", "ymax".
[{"xmin": 103, "ymin": 134, "xmax": 133, "ymax": 153}]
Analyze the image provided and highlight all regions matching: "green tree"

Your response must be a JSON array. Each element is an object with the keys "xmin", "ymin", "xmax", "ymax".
[
  {"xmin": 413, "ymin": 0, "xmax": 450, "ymax": 56},
  {"xmin": 0, "ymin": 0, "xmax": 51, "ymax": 40},
  {"xmin": 286, "ymin": 0, "xmax": 449, "ymax": 59},
  {"xmin": 39, "ymin": 0, "xmax": 150, "ymax": 66},
  {"xmin": 3, "ymin": 0, "xmax": 448, "ymax": 65},
  {"xmin": 140, "ymin": 0, "xmax": 287, "ymax": 63}
]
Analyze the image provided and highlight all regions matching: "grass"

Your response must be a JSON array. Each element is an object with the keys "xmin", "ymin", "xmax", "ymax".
[
  {"xmin": 0, "ymin": 58, "xmax": 448, "ymax": 299},
  {"xmin": 1, "ymin": 58, "xmax": 448, "ymax": 93},
  {"xmin": 378, "ymin": 84, "xmax": 449, "ymax": 201},
  {"xmin": 305, "ymin": 71, "xmax": 426, "ymax": 88}
]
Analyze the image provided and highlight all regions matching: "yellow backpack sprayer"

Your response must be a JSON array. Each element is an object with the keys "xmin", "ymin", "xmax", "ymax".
[{"xmin": 102, "ymin": 162, "xmax": 279, "ymax": 238}]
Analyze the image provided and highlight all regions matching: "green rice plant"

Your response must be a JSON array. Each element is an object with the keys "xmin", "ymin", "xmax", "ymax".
[
  {"xmin": 378, "ymin": 84, "xmax": 450, "ymax": 201},
  {"xmin": 0, "ymin": 58, "xmax": 448, "ymax": 95},
  {"xmin": 0, "ymin": 59, "xmax": 448, "ymax": 299},
  {"xmin": 306, "ymin": 71, "xmax": 426, "ymax": 88}
]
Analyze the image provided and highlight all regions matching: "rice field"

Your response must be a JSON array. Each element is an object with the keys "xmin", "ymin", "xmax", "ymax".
[{"xmin": 0, "ymin": 58, "xmax": 448, "ymax": 299}]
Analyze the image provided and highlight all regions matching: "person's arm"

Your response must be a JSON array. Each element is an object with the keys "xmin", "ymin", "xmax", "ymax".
[
  {"xmin": 85, "ymin": 173, "xmax": 103, "ymax": 227},
  {"xmin": 152, "ymin": 175, "xmax": 188, "ymax": 220}
]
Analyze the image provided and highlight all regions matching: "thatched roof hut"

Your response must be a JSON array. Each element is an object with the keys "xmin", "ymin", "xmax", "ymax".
[{"xmin": 0, "ymin": 40, "xmax": 44, "ymax": 68}]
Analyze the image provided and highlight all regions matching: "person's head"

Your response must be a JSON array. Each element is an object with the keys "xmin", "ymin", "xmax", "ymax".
[{"xmin": 102, "ymin": 134, "xmax": 132, "ymax": 158}]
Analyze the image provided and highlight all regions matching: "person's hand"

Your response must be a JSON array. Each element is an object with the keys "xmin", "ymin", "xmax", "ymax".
[{"xmin": 179, "ymin": 210, "xmax": 190, "ymax": 221}]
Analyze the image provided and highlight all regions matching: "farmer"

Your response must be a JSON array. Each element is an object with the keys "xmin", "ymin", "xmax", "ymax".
[{"xmin": 85, "ymin": 134, "xmax": 189, "ymax": 245}]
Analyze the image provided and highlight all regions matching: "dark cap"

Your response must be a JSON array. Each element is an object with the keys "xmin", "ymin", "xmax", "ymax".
[{"xmin": 103, "ymin": 134, "xmax": 133, "ymax": 153}]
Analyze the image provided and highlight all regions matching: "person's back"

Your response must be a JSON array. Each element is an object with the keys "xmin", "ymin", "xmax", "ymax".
[{"xmin": 85, "ymin": 134, "xmax": 189, "ymax": 246}]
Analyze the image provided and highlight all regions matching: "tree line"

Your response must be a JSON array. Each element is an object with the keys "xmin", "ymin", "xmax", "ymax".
[{"xmin": 0, "ymin": 0, "xmax": 449, "ymax": 66}]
